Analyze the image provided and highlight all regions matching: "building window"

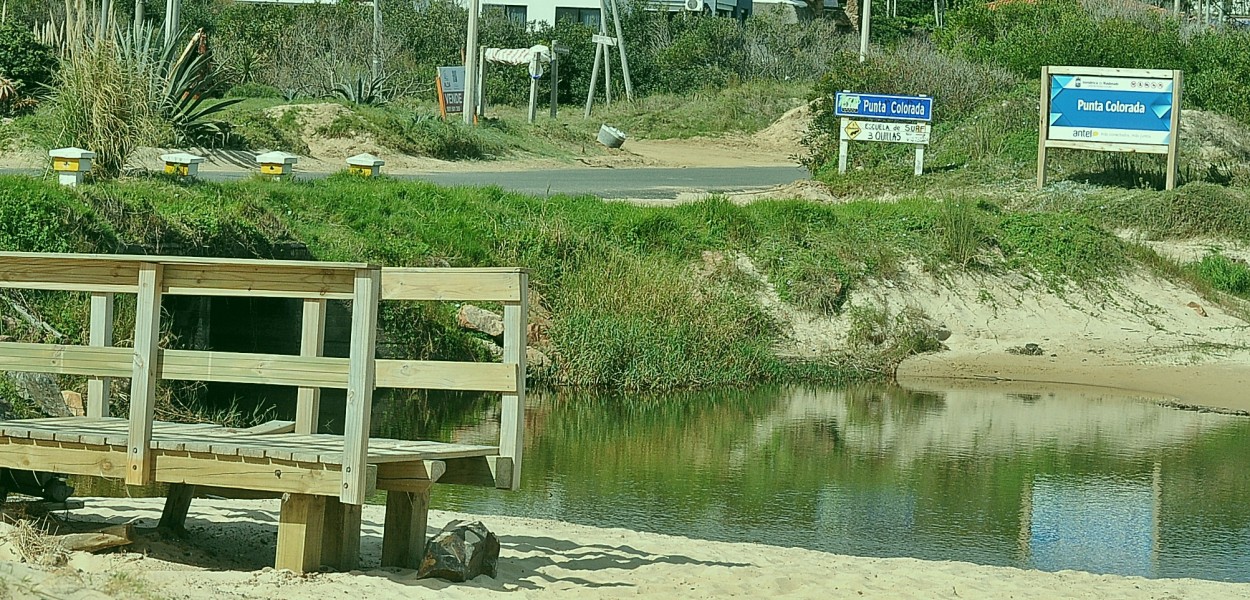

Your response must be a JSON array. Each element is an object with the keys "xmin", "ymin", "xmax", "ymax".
[
  {"xmin": 485, "ymin": 4, "xmax": 528, "ymax": 23},
  {"xmin": 555, "ymin": 7, "xmax": 601, "ymax": 28}
]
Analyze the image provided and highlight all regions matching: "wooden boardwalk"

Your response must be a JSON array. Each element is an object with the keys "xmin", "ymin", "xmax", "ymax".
[{"xmin": 0, "ymin": 253, "xmax": 529, "ymax": 572}]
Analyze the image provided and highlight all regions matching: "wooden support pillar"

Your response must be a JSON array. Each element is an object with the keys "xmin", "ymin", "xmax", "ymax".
[
  {"xmin": 295, "ymin": 299, "xmax": 327, "ymax": 435},
  {"xmin": 158, "ymin": 483, "xmax": 195, "ymax": 534},
  {"xmin": 276, "ymin": 493, "xmax": 327, "ymax": 573},
  {"xmin": 321, "ymin": 498, "xmax": 362, "ymax": 571},
  {"xmin": 380, "ymin": 485, "xmax": 432, "ymax": 569},
  {"xmin": 341, "ymin": 268, "xmax": 381, "ymax": 505},
  {"xmin": 87, "ymin": 292, "xmax": 114, "ymax": 418},
  {"xmin": 127, "ymin": 263, "xmax": 163, "ymax": 486},
  {"xmin": 1036, "ymin": 66, "xmax": 1051, "ymax": 189},
  {"xmin": 499, "ymin": 273, "xmax": 528, "ymax": 491}
]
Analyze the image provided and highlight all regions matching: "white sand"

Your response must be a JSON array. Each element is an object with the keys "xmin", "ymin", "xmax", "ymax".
[{"xmin": 0, "ymin": 497, "xmax": 1244, "ymax": 599}]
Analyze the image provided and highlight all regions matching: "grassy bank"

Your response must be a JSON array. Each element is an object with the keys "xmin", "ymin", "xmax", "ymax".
[{"xmin": 2, "ymin": 173, "xmax": 1245, "ymax": 398}]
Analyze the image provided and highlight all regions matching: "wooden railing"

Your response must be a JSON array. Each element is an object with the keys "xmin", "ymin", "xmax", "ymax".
[{"xmin": 0, "ymin": 253, "xmax": 528, "ymax": 503}]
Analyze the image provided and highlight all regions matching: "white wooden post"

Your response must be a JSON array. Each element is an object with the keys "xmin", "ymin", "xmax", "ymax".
[
  {"xmin": 838, "ymin": 140, "xmax": 850, "ymax": 175},
  {"xmin": 463, "ymin": 0, "xmax": 480, "ymax": 125},
  {"xmin": 859, "ymin": 0, "xmax": 871, "ymax": 63},
  {"xmin": 87, "ymin": 292, "xmax": 114, "ymax": 418},
  {"xmin": 499, "ymin": 273, "xmax": 528, "ymax": 490},
  {"xmin": 295, "ymin": 299, "xmax": 327, "ymax": 435},
  {"xmin": 341, "ymin": 268, "xmax": 381, "ymax": 504},
  {"xmin": 913, "ymin": 146, "xmax": 924, "ymax": 176},
  {"xmin": 584, "ymin": 42, "xmax": 603, "ymax": 118},
  {"xmin": 608, "ymin": 0, "xmax": 633, "ymax": 101},
  {"xmin": 127, "ymin": 263, "xmax": 163, "ymax": 486}
]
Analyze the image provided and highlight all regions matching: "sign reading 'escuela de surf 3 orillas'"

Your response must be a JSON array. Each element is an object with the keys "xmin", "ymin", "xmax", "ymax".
[{"xmin": 1047, "ymin": 74, "xmax": 1175, "ymax": 146}]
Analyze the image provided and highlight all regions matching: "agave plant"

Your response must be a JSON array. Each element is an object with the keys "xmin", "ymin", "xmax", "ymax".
[
  {"xmin": 332, "ymin": 73, "xmax": 391, "ymax": 106},
  {"xmin": 117, "ymin": 24, "xmax": 243, "ymax": 147}
]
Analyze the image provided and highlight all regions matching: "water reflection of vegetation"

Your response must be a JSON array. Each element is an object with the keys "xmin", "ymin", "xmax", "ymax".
[{"xmin": 433, "ymin": 384, "xmax": 1250, "ymax": 580}]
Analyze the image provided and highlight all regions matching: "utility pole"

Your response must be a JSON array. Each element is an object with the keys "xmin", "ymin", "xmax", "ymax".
[
  {"xmin": 859, "ymin": 0, "xmax": 871, "ymax": 63},
  {"xmin": 372, "ymin": 0, "xmax": 383, "ymax": 81},
  {"xmin": 463, "ymin": 0, "xmax": 479, "ymax": 125},
  {"xmin": 133, "ymin": 0, "xmax": 143, "ymax": 34}
]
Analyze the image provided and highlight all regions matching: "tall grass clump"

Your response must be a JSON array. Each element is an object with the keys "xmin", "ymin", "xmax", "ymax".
[
  {"xmin": 50, "ymin": 39, "xmax": 159, "ymax": 177},
  {"xmin": 550, "ymin": 251, "xmax": 776, "ymax": 389},
  {"xmin": 1187, "ymin": 252, "xmax": 1250, "ymax": 298}
]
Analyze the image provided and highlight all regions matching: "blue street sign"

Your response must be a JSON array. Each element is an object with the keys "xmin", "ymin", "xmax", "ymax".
[
  {"xmin": 1047, "ymin": 74, "xmax": 1175, "ymax": 145},
  {"xmin": 835, "ymin": 92, "xmax": 933, "ymax": 122}
]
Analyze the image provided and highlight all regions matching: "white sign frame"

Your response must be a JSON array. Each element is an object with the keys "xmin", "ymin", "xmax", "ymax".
[{"xmin": 1037, "ymin": 65, "xmax": 1183, "ymax": 190}]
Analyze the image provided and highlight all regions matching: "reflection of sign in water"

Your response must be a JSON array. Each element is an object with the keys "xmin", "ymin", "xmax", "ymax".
[
  {"xmin": 1028, "ymin": 475, "xmax": 1155, "ymax": 577},
  {"xmin": 840, "ymin": 118, "xmax": 930, "ymax": 145},
  {"xmin": 437, "ymin": 66, "xmax": 466, "ymax": 117},
  {"xmin": 835, "ymin": 92, "xmax": 933, "ymax": 122},
  {"xmin": 1048, "ymin": 74, "xmax": 1175, "ymax": 146}
]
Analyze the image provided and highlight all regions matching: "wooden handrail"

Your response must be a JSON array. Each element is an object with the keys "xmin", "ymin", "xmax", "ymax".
[{"xmin": 0, "ymin": 254, "xmax": 530, "ymax": 500}]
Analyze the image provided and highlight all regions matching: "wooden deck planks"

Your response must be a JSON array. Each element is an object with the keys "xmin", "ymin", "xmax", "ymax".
[{"xmin": 0, "ymin": 418, "xmax": 496, "ymax": 465}]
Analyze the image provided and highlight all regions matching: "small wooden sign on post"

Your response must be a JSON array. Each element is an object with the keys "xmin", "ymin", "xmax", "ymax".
[
  {"xmin": 437, "ymin": 66, "xmax": 466, "ymax": 120},
  {"xmin": 835, "ymin": 91, "xmax": 934, "ymax": 176}
]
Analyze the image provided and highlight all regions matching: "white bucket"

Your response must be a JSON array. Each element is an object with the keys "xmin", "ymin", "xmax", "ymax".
[{"xmin": 597, "ymin": 124, "xmax": 627, "ymax": 149}]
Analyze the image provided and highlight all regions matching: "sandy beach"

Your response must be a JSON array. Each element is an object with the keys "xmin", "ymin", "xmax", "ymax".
[{"xmin": 0, "ymin": 497, "xmax": 1245, "ymax": 599}]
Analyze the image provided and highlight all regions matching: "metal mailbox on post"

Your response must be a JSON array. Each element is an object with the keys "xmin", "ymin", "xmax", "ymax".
[{"xmin": 835, "ymin": 92, "xmax": 933, "ymax": 176}]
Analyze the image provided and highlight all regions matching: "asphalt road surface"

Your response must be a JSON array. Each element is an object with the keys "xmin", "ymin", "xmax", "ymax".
[{"xmin": 0, "ymin": 166, "xmax": 809, "ymax": 199}]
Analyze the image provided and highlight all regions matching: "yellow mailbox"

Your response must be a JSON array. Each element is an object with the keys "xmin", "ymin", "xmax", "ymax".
[
  {"xmin": 49, "ymin": 147, "xmax": 95, "ymax": 187},
  {"xmin": 255, "ymin": 151, "xmax": 299, "ymax": 178},
  {"xmin": 346, "ymin": 153, "xmax": 385, "ymax": 178},
  {"xmin": 162, "ymin": 152, "xmax": 206, "ymax": 178}
]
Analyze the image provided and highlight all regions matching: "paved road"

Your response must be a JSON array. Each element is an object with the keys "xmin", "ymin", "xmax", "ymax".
[{"xmin": 1, "ymin": 166, "xmax": 809, "ymax": 199}]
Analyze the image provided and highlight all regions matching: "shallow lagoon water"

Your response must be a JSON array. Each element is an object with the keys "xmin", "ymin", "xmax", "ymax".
[{"xmin": 375, "ymin": 383, "xmax": 1250, "ymax": 582}]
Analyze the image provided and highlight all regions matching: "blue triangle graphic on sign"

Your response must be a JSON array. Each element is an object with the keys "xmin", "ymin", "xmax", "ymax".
[
  {"xmin": 1050, "ymin": 112, "xmax": 1065, "ymax": 127},
  {"xmin": 1051, "ymin": 76, "xmax": 1073, "ymax": 100},
  {"xmin": 1150, "ymin": 98, "xmax": 1172, "ymax": 120}
]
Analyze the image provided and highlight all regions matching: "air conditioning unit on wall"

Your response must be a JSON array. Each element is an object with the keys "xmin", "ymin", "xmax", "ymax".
[{"xmin": 685, "ymin": 0, "xmax": 703, "ymax": 12}]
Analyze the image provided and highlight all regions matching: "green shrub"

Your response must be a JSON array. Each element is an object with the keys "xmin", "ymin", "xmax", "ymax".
[
  {"xmin": 1188, "ymin": 252, "xmax": 1250, "ymax": 298},
  {"xmin": 996, "ymin": 212, "xmax": 1126, "ymax": 286},
  {"xmin": 0, "ymin": 22, "xmax": 57, "ymax": 113}
]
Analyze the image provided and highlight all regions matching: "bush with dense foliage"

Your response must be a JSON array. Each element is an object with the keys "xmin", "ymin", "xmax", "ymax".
[{"xmin": 0, "ymin": 22, "xmax": 57, "ymax": 113}]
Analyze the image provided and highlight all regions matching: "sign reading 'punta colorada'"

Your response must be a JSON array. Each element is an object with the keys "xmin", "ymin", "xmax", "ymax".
[
  {"xmin": 1047, "ymin": 73, "xmax": 1175, "ymax": 146},
  {"xmin": 1038, "ymin": 66, "xmax": 1183, "ymax": 190}
]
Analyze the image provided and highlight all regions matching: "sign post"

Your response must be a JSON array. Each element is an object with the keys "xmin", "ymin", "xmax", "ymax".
[
  {"xmin": 1037, "ymin": 66, "xmax": 1183, "ymax": 190},
  {"xmin": 835, "ymin": 91, "xmax": 933, "ymax": 176}
]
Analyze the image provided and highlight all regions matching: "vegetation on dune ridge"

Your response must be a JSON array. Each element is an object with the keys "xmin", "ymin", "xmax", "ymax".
[{"xmin": 0, "ymin": 174, "xmax": 1244, "ymax": 393}]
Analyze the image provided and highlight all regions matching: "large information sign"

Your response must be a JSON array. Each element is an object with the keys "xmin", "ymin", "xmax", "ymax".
[{"xmin": 1038, "ymin": 66, "xmax": 1183, "ymax": 190}]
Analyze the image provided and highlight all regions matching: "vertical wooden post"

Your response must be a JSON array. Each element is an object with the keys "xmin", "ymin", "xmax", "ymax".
[
  {"xmin": 341, "ymin": 268, "xmax": 380, "ymax": 505},
  {"xmin": 603, "ymin": 36, "xmax": 612, "ymax": 106},
  {"xmin": 87, "ymin": 292, "xmax": 114, "ymax": 418},
  {"xmin": 528, "ymin": 63, "xmax": 539, "ymax": 124},
  {"xmin": 838, "ymin": 139, "xmax": 850, "ymax": 175},
  {"xmin": 276, "ymin": 493, "xmax": 327, "ymax": 573},
  {"xmin": 913, "ymin": 146, "xmax": 925, "ymax": 176},
  {"xmin": 372, "ymin": 0, "xmax": 383, "ymax": 81},
  {"xmin": 158, "ymin": 482, "xmax": 195, "ymax": 534},
  {"xmin": 1165, "ymin": 70, "xmax": 1183, "ymax": 191},
  {"xmin": 550, "ymin": 42, "xmax": 559, "ymax": 119},
  {"xmin": 463, "ymin": 0, "xmax": 480, "ymax": 125},
  {"xmin": 499, "ymin": 273, "xmax": 528, "ymax": 491},
  {"xmin": 1036, "ymin": 66, "xmax": 1051, "ymax": 189},
  {"xmin": 477, "ymin": 46, "xmax": 487, "ymax": 118},
  {"xmin": 381, "ymin": 485, "xmax": 432, "ymax": 569},
  {"xmin": 584, "ymin": 42, "xmax": 603, "ymax": 118},
  {"xmin": 295, "ymin": 299, "xmax": 327, "ymax": 435},
  {"xmin": 127, "ymin": 263, "xmax": 163, "ymax": 486},
  {"xmin": 608, "ymin": 0, "xmax": 633, "ymax": 101},
  {"xmin": 321, "ymin": 499, "xmax": 362, "ymax": 571}
]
